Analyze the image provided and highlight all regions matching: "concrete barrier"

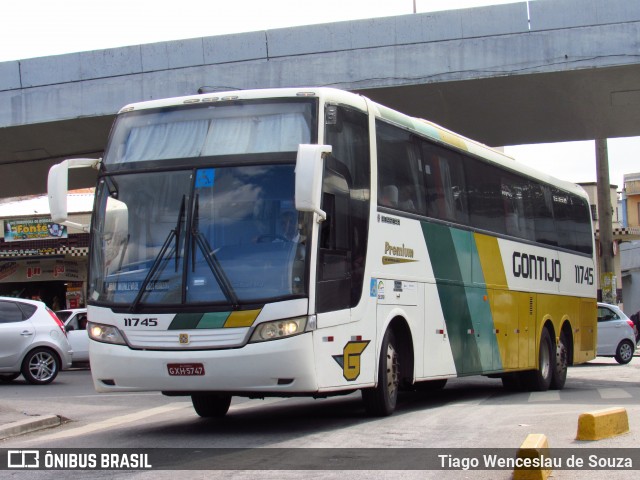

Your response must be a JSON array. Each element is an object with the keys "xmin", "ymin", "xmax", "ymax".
[
  {"xmin": 513, "ymin": 433, "xmax": 552, "ymax": 480},
  {"xmin": 576, "ymin": 407, "xmax": 629, "ymax": 441}
]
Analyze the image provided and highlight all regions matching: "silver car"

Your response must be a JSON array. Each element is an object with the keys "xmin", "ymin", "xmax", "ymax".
[
  {"xmin": 597, "ymin": 302, "xmax": 637, "ymax": 364},
  {"xmin": 0, "ymin": 297, "xmax": 73, "ymax": 384}
]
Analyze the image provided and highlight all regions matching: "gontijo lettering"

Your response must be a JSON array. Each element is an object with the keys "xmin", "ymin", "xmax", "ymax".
[{"xmin": 512, "ymin": 251, "xmax": 561, "ymax": 282}]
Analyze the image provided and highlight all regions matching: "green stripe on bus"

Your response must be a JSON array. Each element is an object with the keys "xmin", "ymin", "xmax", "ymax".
[
  {"xmin": 169, "ymin": 313, "xmax": 204, "ymax": 330},
  {"xmin": 198, "ymin": 312, "xmax": 230, "ymax": 329},
  {"xmin": 421, "ymin": 222, "xmax": 481, "ymax": 374},
  {"xmin": 422, "ymin": 222, "xmax": 502, "ymax": 374},
  {"xmin": 169, "ymin": 312, "xmax": 230, "ymax": 329}
]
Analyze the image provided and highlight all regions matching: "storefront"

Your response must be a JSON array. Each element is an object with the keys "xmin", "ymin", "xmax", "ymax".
[{"xmin": 0, "ymin": 193, "xmax": 92, "ymax": 310}]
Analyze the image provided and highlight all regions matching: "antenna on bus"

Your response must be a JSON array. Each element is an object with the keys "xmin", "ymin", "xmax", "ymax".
[{"xmin": 197, "ymin": 86, "xmax": 242, "ymax": 94}]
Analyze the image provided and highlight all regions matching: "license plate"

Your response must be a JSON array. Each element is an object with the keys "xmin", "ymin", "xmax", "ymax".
[{"xmin": 167, "ymin": 363, "xmax": 205, "ymax": 376}]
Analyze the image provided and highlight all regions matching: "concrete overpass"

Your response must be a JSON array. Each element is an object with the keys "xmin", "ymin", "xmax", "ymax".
[{"xmin": 1, "ymin": 0, "xmax": 640, "ymax": 197}]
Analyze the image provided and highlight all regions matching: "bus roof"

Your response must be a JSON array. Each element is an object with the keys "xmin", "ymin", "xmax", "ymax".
[{"xmin": 117, "ymin": 87, "xmax": 587, "ymax": 199}]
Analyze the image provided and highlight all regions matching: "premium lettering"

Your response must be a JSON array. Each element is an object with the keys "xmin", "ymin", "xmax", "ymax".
[{"xmin": 384, "ymin": 242, "xmax": 414, "ymax": 259}]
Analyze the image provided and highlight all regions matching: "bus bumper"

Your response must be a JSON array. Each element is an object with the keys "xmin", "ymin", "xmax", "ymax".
[{"xmin": 89, "ymin": 332, "xmax": 318, "ymax": 394}]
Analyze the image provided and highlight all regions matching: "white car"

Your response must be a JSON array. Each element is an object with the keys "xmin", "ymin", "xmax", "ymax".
[
  {"xmin": 0, "ymin": 297, "xmax": 73, "ymax": 384},
  {"xmin": 597, "ymin": 302, "xmax": 637, "ymax": 364},
  {"xmin": 56, "ymin": 308, "xmax": 89, "ymax": 364}
]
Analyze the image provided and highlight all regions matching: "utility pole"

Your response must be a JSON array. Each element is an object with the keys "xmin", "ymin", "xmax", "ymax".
[{"xmin": 595, "ymin": 138, "xmax": 616, "ymax": 304}]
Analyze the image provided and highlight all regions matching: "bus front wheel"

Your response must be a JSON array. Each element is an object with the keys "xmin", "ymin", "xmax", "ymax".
[
  {"xmin": 362, "ymin": 329, "xmax": 400, "ymax": 417},
  {"xmin": 191, "ymin": 394, "xmax": 232, "ymax": 418}
]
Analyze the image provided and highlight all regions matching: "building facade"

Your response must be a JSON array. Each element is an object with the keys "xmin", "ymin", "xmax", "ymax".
[
  {"xmin": 0, "ymin": 192, "xmax": 92, "ymax": 310},
  {"xmin": 579, "ymin": 182, "xmax": 640, "ymax": 308},
  {"xmin": 620, "ymin": 172, "xmax": 640, "ymax": 316}
]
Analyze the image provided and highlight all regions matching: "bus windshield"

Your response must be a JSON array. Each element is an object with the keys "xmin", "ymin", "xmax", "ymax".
[
  {"xmin": 88, "ymin": 99, "xmax": 316, "ymax": 309},
  {"xmin": 90, "ymin": 164, "xmax": 310, "ymax": 309}
]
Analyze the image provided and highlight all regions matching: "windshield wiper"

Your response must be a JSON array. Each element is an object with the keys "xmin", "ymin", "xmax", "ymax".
[
  {"xmin": 129, "ymin": 195, "xmax": 185, "ymax": 312},
  {"xmin": 191, "ymin": 194, "xmax": 240, "ymax": 309},
  {"xmin": 175, "ymin": 195, "xmax": 186, "ymax": 270}
]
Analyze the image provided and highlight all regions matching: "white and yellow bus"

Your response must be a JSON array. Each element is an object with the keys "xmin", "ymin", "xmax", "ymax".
[{"xmin": 48, "ymin": 88, "xmax": 597, "ymax": 417}]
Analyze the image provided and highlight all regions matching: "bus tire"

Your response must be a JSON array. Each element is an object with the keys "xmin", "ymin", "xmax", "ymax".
[
  {"xmin": 362, "ymin": 329, "xmax": 400, "ymax": 417},
  {"xmin": 521, "ymin": 328, "xmax": 553, "ymax": 391},
  {"xmin": 550, "ymin": 330, "xmax": 569, "ymax": 390},
  {"xmin": 191, "ymin": 394, "xmax": 232, "ymax": 418}
]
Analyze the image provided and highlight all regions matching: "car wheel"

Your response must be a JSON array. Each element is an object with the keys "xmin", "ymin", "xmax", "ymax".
[
  {"xmin": 0, "ymin": 373, "xmax": 21, "ymax": 382},
  {"xmin": 614, "ymin": 339, "xmax": 635, "ymax": 364},
  {"xmin": 21, "ymin": 348, "xmax": 61, "ymax": 385}
]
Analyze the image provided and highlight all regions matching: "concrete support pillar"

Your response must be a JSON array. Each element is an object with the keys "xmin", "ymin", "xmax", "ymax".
[{"xmin": 595, "ymin": 138, "xmax": 616, "ymax": 304}]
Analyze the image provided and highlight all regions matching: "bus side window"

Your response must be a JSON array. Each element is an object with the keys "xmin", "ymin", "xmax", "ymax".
[
  {"xmin": 466, "ymin": 160, "xmax": 505, "ymax": 235},
  {"xmin": 317, "ymin": 162, "xmax": 352, "ymax": 312},
  {"xmin": 324, "ymin": 104, "xmax": 371, "ymax": 310},
  {"xmin": 529, "ymin": 184, "xmax": 558, "ymax": 247},
  {"xmin": 420, "ymin": 141, "xmax": 468, "ymax": 225}
]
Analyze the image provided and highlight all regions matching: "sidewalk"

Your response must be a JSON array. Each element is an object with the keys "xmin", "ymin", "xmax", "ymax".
[{"xmin": 0, "ymin": 404, "xmax": 65, "ymax": 441}]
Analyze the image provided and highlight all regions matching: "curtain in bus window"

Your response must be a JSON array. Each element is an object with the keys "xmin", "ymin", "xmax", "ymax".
[
  {"xmin": 375, "ymin": 121, "xmax": 424, "ymax": 215},
  {"xmin": 420, "ymin": 140, "xmax": 467, "ymax": 224},
  {"xmin": 467, "ymin": 161, "xmax": 506, "ymax": 235},
  {"xmin": 571, "ymin": 196, "xmax": 593, "ymax": 254},
  {"xmin": 201, "ymin": 113, "xmax": 310, "ymax": 156},
  {"xmin": 439, "ymin": 155, "xmax": 468, "ymax": 224},
  {"xmin": 501, "ymin": 174, "xmax": 535, "ymax": 241},
  {"xmin": 124, "ymin": 120, "xmax": 209, "ymax": 162},
  {"xmin": 255, "ymin": 113, "xmax": 309, "ymax": 152},
  {"xmin": 530, "ymin": 184, "xmax": 558, "ymax": 246},
  {"xmin": 552, "ymin": 188, "xmax": 578, "ymax": 251},
  {"xmin": 421, "ymin": 149, "xmax": 444, "ymax": 219}
]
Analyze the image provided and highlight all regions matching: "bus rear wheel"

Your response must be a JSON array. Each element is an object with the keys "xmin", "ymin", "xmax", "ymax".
[
  {"xmin": 520, "ymin": 328, "xmax": 554, "ymax": 391},
  {"xmin": 550, "ymin": 330, "xmax": 569, "ymax": 390},
  {"xmin": 362, "ymin": 329, "xmax": 400, "ymax": 417},
  {"xmin": 191, "ymin": 394, "xmax": 232, "ymax": 418}
]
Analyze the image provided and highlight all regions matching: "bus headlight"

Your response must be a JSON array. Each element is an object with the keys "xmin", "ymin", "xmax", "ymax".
[
  {"xmin": 249, "ymin": 317, "xmax": 307, "ymax": 343},
  {"xmin": 88, "ymin": 322, "xmax": 127, "ymax": 345}
]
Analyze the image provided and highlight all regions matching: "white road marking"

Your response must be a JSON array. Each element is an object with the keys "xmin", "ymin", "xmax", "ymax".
[
  {"xmin": 528, "ymin": 391, "xmax": 561, "ymax": 402},
  {"xmin": 26, "ymin": 397, "xmax": 290, "ymax": 443},
  {"xmin": 28, "ymin": 402, "xmax": 191, "ymax": 442},
  {"xmin": 598, "ymin": 388, "xmax": 633, "ymax": 399}
]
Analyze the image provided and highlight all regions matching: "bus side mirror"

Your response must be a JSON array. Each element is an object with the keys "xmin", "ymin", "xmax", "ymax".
[
  {"xmin": 48, "ymin": 158, "xmax": 100, "ymax": 229},
  {"xmin": 295, "ymin": 144, "xmax": 332, "ymax": 222}
]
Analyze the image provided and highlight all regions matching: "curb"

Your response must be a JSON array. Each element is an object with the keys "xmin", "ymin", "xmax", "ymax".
[
  {"xmin": 0, "ymin": 415, "xmax": 65, "ymax": 441},
  {"xmin": 576, "ymin": 407, "xmax": 629, "ymax": 441}
]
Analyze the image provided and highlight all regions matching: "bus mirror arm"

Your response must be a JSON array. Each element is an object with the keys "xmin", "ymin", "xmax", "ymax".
[
  {"xmin": 48, "ymin": 158, "xmax": 101, "ymax": 226},
  {"xmin": 295, "ymin": 144, "xmax": 331, "ymax": 223}
]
